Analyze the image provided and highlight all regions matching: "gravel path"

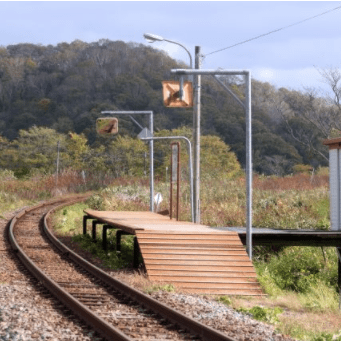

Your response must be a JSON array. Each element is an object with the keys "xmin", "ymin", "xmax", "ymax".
[{"xmin": 1, "ymin": 206, "xmax": 295, "ymax": 341}]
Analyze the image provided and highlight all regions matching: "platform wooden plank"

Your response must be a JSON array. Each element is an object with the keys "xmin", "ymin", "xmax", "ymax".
[
  {"xmin": 145, "ymin": 264, "xmax": 256, "ymax": 271},
  {"xmin": 147, "ymin": 271, "xmax": 258, "ymax": 277},
  {"xmin": 179, "ymin": 288, "xmax": 265, "ymax": 295},
  {"xmin": 166, "ymin": 282, "xmax": 261, "ymax": 289},
  {"xmin": 149, "ymin": 275, "xmax": 259, "ymax": 282},
  {"xmin": 137, "ymin": 235, "xmax": 241, "ymax": 241},
  {"xmin": 141, "ymin": 248, "xmax": 247, "ymax": 255},
  {"xmin": 138, "ymin": 240, "xmax": 243, "ymax": 245},
  {"xmin": 143, "ymin": 254, "xmax": 250, "ymax": 261}
]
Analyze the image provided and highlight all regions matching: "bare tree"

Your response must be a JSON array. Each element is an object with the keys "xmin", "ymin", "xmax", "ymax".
[{"xmin": 256, "ymin": 83, "xmax": 336, "ymax": 162}]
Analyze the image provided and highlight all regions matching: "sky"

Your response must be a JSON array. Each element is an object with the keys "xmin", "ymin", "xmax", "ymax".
[{"xmin": 1, "ymin": 1, "xmax": 340, "ymax": 96}]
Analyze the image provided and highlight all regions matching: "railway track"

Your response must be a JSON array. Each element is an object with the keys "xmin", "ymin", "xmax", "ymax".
[{"xmin": 8, "ymin": 196, "xmax": 238, "ymax": 341}]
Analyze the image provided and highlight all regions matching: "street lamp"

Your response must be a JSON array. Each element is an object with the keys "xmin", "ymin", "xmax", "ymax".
[{"xmin": 143, "ymin": 33, "xmax": 193, "ymax": 69}]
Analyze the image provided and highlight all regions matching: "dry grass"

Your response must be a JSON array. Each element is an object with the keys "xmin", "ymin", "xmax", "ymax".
[
  {"xmin": 229, "ymin": 294, "xmax": 341, "ymax": 339},
  {"xmin": 0, "ymin": 169, "xmax": 123, "ymax": 214},
  {"xmin": 253, "ymin": 174, "xmax": 328, "ymax": 191}
]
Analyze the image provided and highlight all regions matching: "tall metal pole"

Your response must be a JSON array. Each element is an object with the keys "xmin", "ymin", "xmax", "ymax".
[
  {"xmin": 56, "ymin": 140, "xmax": 60, "ymax": 187},
  {"xmin": 245, "ymin": 72, "xmax": 253, "ymax": 259},
  {"xmin": 149, "ymin": 112, "xmax": 154, "ymax": 212},
  {"xmin": 193, "ymin": 46, "xmax": 201, "ymax": 223}
]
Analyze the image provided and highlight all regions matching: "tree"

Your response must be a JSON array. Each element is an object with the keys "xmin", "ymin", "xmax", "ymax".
[
  {"xmin": 12, "ymin": 126, "xmax": 67, "ymax": 176},
  {"xmin": 108, "ymin": 136, "xmax": 148, "ymax": 177},
  {"xmin": 153, "ymin": 127, "xmax": 241, "ymax": 180},
  {"xmin": 64, "ymin": 132, "xmax": 90, "ymax": 170},
  {"xmin": 200, "ymin": 135, "xmax": 241, "ymax": 180},
  {"xmin": 253, "ymin": 84, "xmax": 330, "ymax": 163},
  {"xmin": 0, "ymin": 135, "xmax": 17, "ymax": 171}
]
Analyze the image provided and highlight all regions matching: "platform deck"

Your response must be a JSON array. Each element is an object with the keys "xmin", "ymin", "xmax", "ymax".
[{"xmin": 84, "ymin": 209, "xmax": 219, "ymax": 234}]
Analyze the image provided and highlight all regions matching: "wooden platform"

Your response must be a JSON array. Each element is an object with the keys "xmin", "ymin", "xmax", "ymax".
[{"xmin": 84, "ymin": 209, "xmax": 263, "ymax": 296}]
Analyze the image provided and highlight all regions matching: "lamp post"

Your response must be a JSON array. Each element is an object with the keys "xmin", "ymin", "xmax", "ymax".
[{"xmin": 143, "ymin": 33, "xmax": 201, "ymax": 223}]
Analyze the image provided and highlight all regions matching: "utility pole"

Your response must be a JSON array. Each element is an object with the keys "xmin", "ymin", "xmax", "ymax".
[
  {"xmin": 193, "ymin": 46, "xmax": 201, "ymax": 223},
  {"xmin": 245, "ymin": 72, "xmax": 252, "ymax": 259},
  {"xmin": 56, "ymin": 140, "xmax": 60, "ymax": 187}
]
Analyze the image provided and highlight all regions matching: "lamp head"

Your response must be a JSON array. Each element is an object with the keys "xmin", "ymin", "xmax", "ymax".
[{"xmin": 143, "ymin": 33, "xmax": 164, "ymax": 43}]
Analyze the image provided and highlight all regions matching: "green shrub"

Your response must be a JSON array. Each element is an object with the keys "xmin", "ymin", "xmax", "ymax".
[
  {"xmin": 145, "ymin": 284, "xmax": 175, "ymax": 294},
  {"xmin": 255, "ymin": 246, "xmax": 338, "ymax": 295},
  {"xmin": 316, "ymin": 167, "xmax": 329, "ymax": 176},
  {"xmin": 293, "ymin": 164, "xmax": 313, "ymax": 174},
  {"xmin": 311, "ymin": 332, "xmax": 341, "ymax": 341},
  {"xmin": 299, "ymin": 279, "xmax": 339, "ymax": 312},
  {"xmin": 86, "ymin": 194, "xmax": 104, "ymax": 210},
  {"xmin": 216, "ymin": 296, "xmax": 232, "ymax": 306},
  {"xmin": 0, "ymin": 169, "xmax": 16, "ymax": 180},
  {"xmin": 236, "ymin": 305, "xmax": 283, "ymax": 324},
  {"xmin": 255, "ymin": 264, "xmax": 284, "ymax": 297}
]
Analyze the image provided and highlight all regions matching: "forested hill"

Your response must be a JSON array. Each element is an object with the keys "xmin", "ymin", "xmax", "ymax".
[{"xmin": 0, "ymin": 39, "xmax": 332, "ymax": 175}]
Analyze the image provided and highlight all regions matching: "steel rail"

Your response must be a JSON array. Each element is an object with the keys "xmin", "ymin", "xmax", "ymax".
[{"xmin": 9, "ymin": 197, "xmax": 237, "ymax": 341}]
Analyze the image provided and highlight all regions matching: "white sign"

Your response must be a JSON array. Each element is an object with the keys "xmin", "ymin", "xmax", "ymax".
[
  {"xmin": 138, "ymin": 128, "xmax": 153, "ymax": 139},
  {"xmin": 154, "ymin": 192, "xmax": 163, "ymax": 205}
]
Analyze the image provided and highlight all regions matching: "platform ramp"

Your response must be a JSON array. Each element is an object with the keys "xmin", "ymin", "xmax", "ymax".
[{"xmin": 136, "ymin": 230, "xmax": 264, "ymax": 296}]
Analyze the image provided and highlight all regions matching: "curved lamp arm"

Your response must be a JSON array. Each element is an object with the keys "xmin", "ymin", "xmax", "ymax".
[
  {"xmin": 144, "ymin": 33, "xmax": 192, "ymax": 69},
  {"xmin": 163, "ymin": 38, "xmax": 193, "ymax": 69}
]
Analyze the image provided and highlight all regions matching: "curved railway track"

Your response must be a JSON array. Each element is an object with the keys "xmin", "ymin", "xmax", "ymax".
[{"xmin": 8, "ymin": 196, "xmax": 238, "ymax": 341}]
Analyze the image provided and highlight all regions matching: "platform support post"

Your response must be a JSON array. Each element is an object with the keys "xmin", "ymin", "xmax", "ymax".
[
  {"xmin": 103, "ymin": 225, "xmax": 108, "ymax": 251},
  {"xmin": 83, "ymin": 216, "xmax": 92, "ymax": 235},
  {"xmin": 92, "ymin": 220, "xmax": 102, "ymax": 241},
  {"xmin": 337, "ymin": 247, "xmax": 341, "ymax": 310},
  {"xmin": 133, "ymin": 237, "xmax": 140, "ymax": 268},
  {"xmin": 116, "ymin": 230, "xmax": 130, "ymax": 252},
  {"xmin": 102, "ymin": 225, "xmax": 117, "ymax": 252}
]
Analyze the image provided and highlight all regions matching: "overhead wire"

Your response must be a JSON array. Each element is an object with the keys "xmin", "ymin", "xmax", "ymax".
[{"xmin": 204, "ymin": 4, "xmax": 341, "ymax": 58}]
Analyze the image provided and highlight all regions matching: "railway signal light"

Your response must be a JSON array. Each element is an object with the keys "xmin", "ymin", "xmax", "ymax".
[
  {"xmin": 96, "ymin": 118, "xmax": 118, "ymax": 135},
  {"xmin": 162, "ymin": 81, "xmax": 193, "ymax": 108}
]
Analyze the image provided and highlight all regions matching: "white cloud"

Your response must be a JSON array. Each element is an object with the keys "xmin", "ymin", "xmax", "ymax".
[{"xmin": 252, "ymin": 66, "xmax": 331, "ymax": 94}]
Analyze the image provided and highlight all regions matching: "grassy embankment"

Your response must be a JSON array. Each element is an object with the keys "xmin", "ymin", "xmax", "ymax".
[{"xmin": 2, "ymin": 169, "xmax": 341, "ymax": 340}]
